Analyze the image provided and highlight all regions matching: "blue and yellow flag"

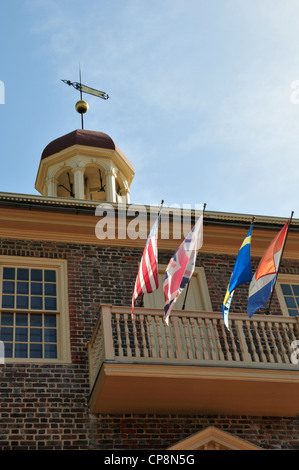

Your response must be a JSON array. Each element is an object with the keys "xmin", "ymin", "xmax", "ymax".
[{"xmin": 222, "ymin": 225, "xmax": 253, "ymax": 329}]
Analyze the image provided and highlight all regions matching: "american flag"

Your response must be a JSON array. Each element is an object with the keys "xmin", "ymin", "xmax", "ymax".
[
  {"xmin": 163, "ymin": 212, "xmax": 203, "ymax": 324},
  {"xmin": 131, "ymin": 207, "xmax": 163, "ymax": 316}
]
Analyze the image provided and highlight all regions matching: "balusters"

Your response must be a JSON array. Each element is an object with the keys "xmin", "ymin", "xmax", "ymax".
[
  {"xmin": 148, "ymin": 314, "xmax": 157, "ymax": 358},
  {"xmin": 89, "ymin": 317, "xmax": 103, "ymax": 386},
  {"xmin": 260, "ymin": 321, "xmax": 275, "ymax": 363},
  {"xmin": 172, "ymin": 316, "xmax": 185, "ymax": 360},
  {"xmin": 212, "ymin": 318, "xmax": 225, "ymax": 361},
  {"xmin": 139, "ymin": 314, "xmax": 149, "ymax": 358},
  {"xmin": 281, "ymin": 322, "xmax": 292, "ymax": 363},
  {"xmin": 131, "ymin": 316, "xmax": 141, "ymax": 358},
  {"xmin": 263, "ymin": 321, "xmax": 280, "ymax": 362},
  {"xmin": 164, "ymin": 319, "xmax": 173, "ymax": 359},
  {"xmin": 253, "ymin": 321, "xmax": 267, "ymax": 362},
  {"xmin": 274, "ymin": 322, "xmax": 289, "ymax": 363},
  {"xmin": 288, "ymin": 321, "xmax": 298, "ymax": 348},
  {"xmin": 197, "ymin": 317, "xmax": 209, "ymax": 359},
  {"xmin": 155, "ymin": 315, "xmax": 165, "ymax": 358},
  {"xmin": 115, "ymin": 313, "xmax": 124, "ymax": 358},
  {"xmin": 124, "ymin": 313, "xmax": 132, "ymax": 357},
  {"xmin": 219, "ymin": 321, "xmax": 232, "ymax": 361},
  {"xmin": 94, "ymin": 307, "xmax": 299, "ymax": 368},
  {"xmin": 190, "ymin": 317, "xmax": 201, "ymax": 359},
  {"xmin": 235, "ymin": 320, "xmax": 252, "ymax": 363},
  {"xmin": 182, "ymin": 317, "xmax": 193, "ymax": 359},
  {"xmin": 205, "ymin": 318, "xmax": 217, "ymax": 360},
  {"xmin": 227, "ymin": 321, "xmax": 240, "ymax": 361},
  {"xmin": 244, "ymin": 320, "xmax": 259, "ymax": 362}
]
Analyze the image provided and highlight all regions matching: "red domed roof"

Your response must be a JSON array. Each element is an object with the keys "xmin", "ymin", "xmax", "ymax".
[{"xmin": 41, "ymin": 129, "xmax": 116, "ymax": 160}]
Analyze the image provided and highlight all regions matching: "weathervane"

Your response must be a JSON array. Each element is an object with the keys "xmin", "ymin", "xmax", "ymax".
[{"xmin": 62, "ymin": 67, "xmax": 109, "ymax": 129}]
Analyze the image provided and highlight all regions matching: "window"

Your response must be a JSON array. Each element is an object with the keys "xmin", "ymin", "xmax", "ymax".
[
  {"xmin": 143, "ymin": 265, "xmax": 212, "ymax": 312},
  {"xmin": 0, "ymin": 257, "xmax": 70, "ymax": 362},
  {"xmin": 276, "ymin": 274, "xmax": 299, "ymax": 317}
]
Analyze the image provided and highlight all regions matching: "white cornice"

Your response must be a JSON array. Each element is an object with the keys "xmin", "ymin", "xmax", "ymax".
[{"xmin": 0, "ymin": 191, "xmax": 297, "ymax": 226}]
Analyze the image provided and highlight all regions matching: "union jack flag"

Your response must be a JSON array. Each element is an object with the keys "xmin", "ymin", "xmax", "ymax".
[
  {"xmin": 131, "ymin": 207, "xmax": 163, "ymax": 317},
  {"xmin": 163, "ymin": 213, "xmax": 203, "ymax": 324}
]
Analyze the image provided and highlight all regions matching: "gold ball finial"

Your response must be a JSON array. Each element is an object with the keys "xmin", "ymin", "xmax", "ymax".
[{"xmin": 75, "ymin": 100, "xmax": 89, "ymax": 114}]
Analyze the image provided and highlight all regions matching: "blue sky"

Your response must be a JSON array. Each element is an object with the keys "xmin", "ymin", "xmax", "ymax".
[{"xmin": 1, "ymin": 0, "xmax": 299, "ymax": 218}]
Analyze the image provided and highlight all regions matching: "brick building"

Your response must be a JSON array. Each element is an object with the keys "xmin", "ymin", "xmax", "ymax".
[{"xmin": 0, "ymin": 127, "xmax": 299, "ymax": 451}]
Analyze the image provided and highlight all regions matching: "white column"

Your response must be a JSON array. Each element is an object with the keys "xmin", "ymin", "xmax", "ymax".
[
  {"xmin": 72, "ymin": 167, "xmax": 85, "ymax": 199},
  {"xmin": 46, "ymin": 177, "xmax": 58, "ymax": 197},
  {"xmin": 120, "ymin": 187, "xmax": 130, "ymax": 204},
  {"xmin": 105, "ymin": 170, "xmax": 116, "ymax": 203}
]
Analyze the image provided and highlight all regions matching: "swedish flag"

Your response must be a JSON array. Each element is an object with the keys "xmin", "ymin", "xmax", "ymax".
[{"xmin": 222, "ymin": 225, "xmax": 253, "ymax": 329}]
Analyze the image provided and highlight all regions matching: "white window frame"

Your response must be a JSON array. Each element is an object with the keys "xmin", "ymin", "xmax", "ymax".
[
  {"xmin": 276, "ymin": 273, "xmax": 299, "ymax": 317},
  {"xmin": 0, "ymin": 256, "xmax": 71, "ymax": 363}
]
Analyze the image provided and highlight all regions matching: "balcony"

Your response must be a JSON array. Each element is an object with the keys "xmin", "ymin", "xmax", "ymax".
[{"xmin": 87, "ymin": 305, "xmax": 299, "ymax": 417}]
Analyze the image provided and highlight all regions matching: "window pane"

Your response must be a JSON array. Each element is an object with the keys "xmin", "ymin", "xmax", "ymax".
[
  {"xmin": 281, "ymin": 284, "xmax": 292, "ymax": 295},
  {"xmin": 285, "ymin": 297, "xmax": 296, "ymax": 308},
  {"xmin": 44, "ymin": 315, "xmax": 56, "ymax": 328},
  {"xmin": 17, "ymin": 269, "xmax": 29, "ymax": 281},
  {"xmin": 45, "ymin": 344, "xmax": 57, "ymax": 358},
  {"xmin": 45, "ymin": 328, "xmax": 56, "ymax": 343},
  {"xmin": 30, "ymin": 328, "xmax": 42, "ymax": 343},
  {"xmin": 3, "ymin": 281, "xmax": 15, "ymax": 294},
  {"xmin": 292, "ymin": 285, "xmax": 299, "ymax": 296},
  {"xmin": 16, "ymin": 313, "xmax": 28, "ymax": 326},
  {"xmin": 30, "ymin": 314, "xmax": 42, "ymax": 327},
  {"xmin": 45, "ymin": 298, "xmax": 57, "ymax": 310},
  {"xmin": 17, "ymin": 282, "xmax": 28, "ymax": 294},
  {"xmin": 31, "ymin": 283, "xmax": 42, "ymax": 295},
  {"xmin": 16, "ymin": 296, "xmax": 28, "ymax": 309},
  {"xmin": 15, "ymin": 343, "xmax": 27, "ymax": 358},
  {"xmin": 3, "ymin": 267, "xmax": 15, "ymax": 280},
  {"xmin": 1, "ymin": 313, "xmax": 13, "ymax": 325},
  {"xmin": 2, "ymin": 295, "xmax": 14, "ymax": 308},
  {"xmin": 288, "ymin": 309, "xmax": 298, "ymax": 316},
  {"xmin": 4, "ymin": 343, "xmax": 12, "ymax": 358},
  {"xmin": 0, "ymin": 327, "xmax": 13, "ymax": 342},
  {"xmin": 45, "ymin": 270, "xmax": 56, "ymax": 282},
  {"xmin": 30, "ymin": 344, "xmax": 42, "ymax": 358},
  {"xmin": 31, "ymin": 297, "xmax": 42, "ymax": 310},
  {"xmin": 45, "ymin": 283, "xmax": 56, "ymax": 296},
  {"xmin": 31, "ymin": 269, "xmax": 42, "ymax": 281},
  {"xmin": 15, "ymin": 328, "xmax": 28, "ymax": 342}
]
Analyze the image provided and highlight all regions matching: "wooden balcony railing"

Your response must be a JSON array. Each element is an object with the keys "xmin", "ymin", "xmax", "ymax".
[{"xmin": 88, "ymin": 305, "xmax": 299, "ymax": 390}]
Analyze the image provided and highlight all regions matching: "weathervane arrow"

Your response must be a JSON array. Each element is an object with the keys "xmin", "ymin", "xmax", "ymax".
[
  {"xmin": 61, "ymin": 67, "xmax": 109, "ymax": 129},
  {"xmin": 61, "ymin": 79, "xmax": 109, "ymax": 100}
]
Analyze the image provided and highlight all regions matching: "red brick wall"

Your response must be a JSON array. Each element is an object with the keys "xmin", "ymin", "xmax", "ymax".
[
  {"xmin": 0, "ymin": 238, "xmax": 298, "ymax": 450},
  {"xmin": 88, "ymin": 413, "xmax": 299, "ymax": 450}
]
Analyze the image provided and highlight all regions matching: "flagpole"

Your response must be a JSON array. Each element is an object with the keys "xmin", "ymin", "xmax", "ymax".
[
  {"xmin": 131, "ymin": 199, "xmax": 164, "ymax": 319},
  {"xmin": 182, "ymin": 279, "xmax": 190, "ymax": 311},
  {"xmin": 267, "ymin": 210, "xmax": 294, "ymax": 314},
  {"xmin": 182, "ymin": 203, "xmax": 206, "ymax": 311}
]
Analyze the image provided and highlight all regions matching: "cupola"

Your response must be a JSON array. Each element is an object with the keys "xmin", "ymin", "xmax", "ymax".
[{"xmin": 35, "ymin": 129, "xmax": 134, "ymax": 203}]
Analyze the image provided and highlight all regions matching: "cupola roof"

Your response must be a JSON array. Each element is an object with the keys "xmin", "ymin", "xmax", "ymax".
[{"xmin": 41, "ymin": 129, "xmax": 116, "ymax": 160}]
